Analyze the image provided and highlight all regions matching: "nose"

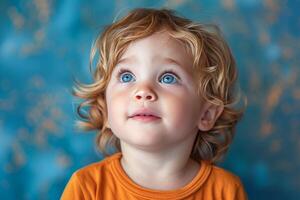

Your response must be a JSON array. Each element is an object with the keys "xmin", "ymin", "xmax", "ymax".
[{"xmin": 134, "ymin": 85, "xmax": 157, "ymax": 102}]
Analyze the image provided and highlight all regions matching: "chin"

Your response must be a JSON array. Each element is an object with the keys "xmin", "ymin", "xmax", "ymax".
[{"xmin": 122, "ymin": 134, "xmax": 165, "ymax": 149}]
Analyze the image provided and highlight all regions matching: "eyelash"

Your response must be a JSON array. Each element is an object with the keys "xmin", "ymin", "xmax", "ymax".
[{"xmin": 116, "ymin": 67, "xmax": 180, "ymax": 83}]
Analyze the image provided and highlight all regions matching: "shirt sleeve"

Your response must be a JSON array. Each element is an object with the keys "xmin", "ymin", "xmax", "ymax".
[{"xmin": 60, "ymin": 173, "xmax": 86, "ymax": 200}]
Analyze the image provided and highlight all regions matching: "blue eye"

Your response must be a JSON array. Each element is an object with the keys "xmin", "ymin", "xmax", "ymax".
[
  {"xmin": 120, "ymin": 72, "xmax": 135, "ymax": 83},
  {"xmin": 160, "ymin": 73, "xmax": 178, "ymax": 84}
]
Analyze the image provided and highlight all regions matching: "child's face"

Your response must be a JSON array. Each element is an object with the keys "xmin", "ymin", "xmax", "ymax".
[{"xmin": 105, "ymin": 31, "xmax": 206, "ymax": 151}]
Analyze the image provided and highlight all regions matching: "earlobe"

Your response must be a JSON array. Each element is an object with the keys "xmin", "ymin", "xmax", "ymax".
[
  {"xmin": 198, "ymin": 103, "xmax": 224, "ymax": 131},
  {"xmin": 105, "ymin": 120, "xmax": 111, "ymax": 129}
]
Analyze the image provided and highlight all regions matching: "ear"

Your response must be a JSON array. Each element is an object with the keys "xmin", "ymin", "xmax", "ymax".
[
  {"xmin": 197, "ymin": 102, "xmax": 224, "ymax": 131},
  {"xmin": 105, "ymin": 120, "xmax": 111, "ymax": 129}
]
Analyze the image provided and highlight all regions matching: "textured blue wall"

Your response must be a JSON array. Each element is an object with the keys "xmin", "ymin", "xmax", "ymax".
[{"xmin": 1, "ymin": 0, "xmax": 299, "ymax": 199}]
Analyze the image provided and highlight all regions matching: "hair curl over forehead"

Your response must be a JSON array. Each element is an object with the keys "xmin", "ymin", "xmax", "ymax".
[{"xmin": 73, "ymin": 8, "xmax": 245, "ymax": 163}]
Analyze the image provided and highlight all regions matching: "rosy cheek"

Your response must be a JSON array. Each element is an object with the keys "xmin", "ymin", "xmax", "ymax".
[
  {"xmin": 113, "ymin": 91, "xmax": 129, "ymax": 102},
  {"xmin": 109, "ymin": 92, "xmax": 129, "ymax": 111},
  {"xmin": 161, "ymin": 96, "xmax": 183, "ymax": 114}
]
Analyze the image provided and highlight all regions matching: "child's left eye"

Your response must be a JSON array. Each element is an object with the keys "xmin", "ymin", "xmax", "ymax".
[{"xmin": 159, "ymin": 73, "xmax": 178, "ymax": 84}]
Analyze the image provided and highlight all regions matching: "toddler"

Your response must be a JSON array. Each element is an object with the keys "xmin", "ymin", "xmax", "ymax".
[{"xmin": 61, "ymin": 8, "xmax": 247, "ymax": 200}]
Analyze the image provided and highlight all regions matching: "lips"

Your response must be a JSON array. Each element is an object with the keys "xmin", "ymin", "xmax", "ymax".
[{"xmin": 129, "ymin": 108, "xmax": 160, "ymax": 119}]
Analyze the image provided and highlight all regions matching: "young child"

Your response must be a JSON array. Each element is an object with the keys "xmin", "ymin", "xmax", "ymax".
[{"xmin": 61, "ymin": 8, "xmax": 247, "ymax": 200}]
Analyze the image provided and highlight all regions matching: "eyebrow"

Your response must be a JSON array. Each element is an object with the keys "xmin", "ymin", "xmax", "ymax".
[
  {"xmin": 161, "ymin": 57, "xmax": 183, "ymax": 67},
  {"xmin": 116, "ymin": 56, "xmax": 184, "ymax": 67}
]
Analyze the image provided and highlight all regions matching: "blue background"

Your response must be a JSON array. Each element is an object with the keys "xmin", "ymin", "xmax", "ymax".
[{"xmin": 1, "ymin": 0, "xmax": 299, "ymax": 199}]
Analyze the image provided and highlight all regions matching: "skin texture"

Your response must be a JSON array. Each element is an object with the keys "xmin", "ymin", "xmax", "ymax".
[{"xmin": 105, "ymin": 30, "xmax": 223, "ymax": 190}]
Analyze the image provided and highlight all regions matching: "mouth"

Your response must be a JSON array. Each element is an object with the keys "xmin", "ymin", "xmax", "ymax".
[
  {"xmin": 128, "ymin": 109, "xmax": 161, "ymax": 122},
  {"xmin": 130, "ymin": 115, "xmax": 161, "ymax": 122}
]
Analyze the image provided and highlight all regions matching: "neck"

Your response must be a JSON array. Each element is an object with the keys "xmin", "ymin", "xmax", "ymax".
[{"xmin": 119, "ymin": 139, "xmax": 200, "ymax": 190}]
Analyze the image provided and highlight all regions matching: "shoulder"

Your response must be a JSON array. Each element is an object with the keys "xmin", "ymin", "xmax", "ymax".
[
  {"xmin": 61, "ymin": 153, "xmax": 121, "ymax": 199},
  {"xmin": 209, "ymin": 164, "xmax": 242, "ymax": 186},
  {"xmin": 74, "ymin": 153, "xmax": 121, "ymax": 182},
  {"xmin": 202, "ymin": 162, "xmax": 248, "ymax": 199},
  {"xmin": 199, "ymin": 163, "xmax": 248, "ymax": 200}
]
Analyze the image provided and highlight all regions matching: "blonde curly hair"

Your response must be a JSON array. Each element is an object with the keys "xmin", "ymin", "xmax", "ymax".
[{"xmin": 73, "ymin": 8, "xmax": 245, "ymax": 163}]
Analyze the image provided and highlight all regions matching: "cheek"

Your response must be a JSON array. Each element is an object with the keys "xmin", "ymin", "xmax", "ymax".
[
  {"xmin": 162, "ymin": 92, "xmax": 200, "ymax": 123},
  {"xmin": 106, "ymin": 89, "xmax": 129, "ymax": 125}
]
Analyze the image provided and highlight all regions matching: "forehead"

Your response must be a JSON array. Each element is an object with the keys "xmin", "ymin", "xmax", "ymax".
[{"xmin": 117, "ymin": 31, "xmax": 194, "ymax": 72}]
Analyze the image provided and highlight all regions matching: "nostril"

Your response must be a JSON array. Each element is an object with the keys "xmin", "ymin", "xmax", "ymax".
[{"xmin": 135, "ymin": 93, "xmax": 155, "ymax": 101}]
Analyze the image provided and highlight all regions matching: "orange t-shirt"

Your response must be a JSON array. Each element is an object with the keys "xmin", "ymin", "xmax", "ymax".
[{"xmin": 61, "ymin": 153, "xmax": 247, "ymax": 200}]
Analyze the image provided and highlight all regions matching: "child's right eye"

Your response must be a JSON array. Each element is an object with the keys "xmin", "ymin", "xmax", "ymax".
[{"xmin": 118, "ymin": 69, "xmax": 135, "ymax": 83}]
